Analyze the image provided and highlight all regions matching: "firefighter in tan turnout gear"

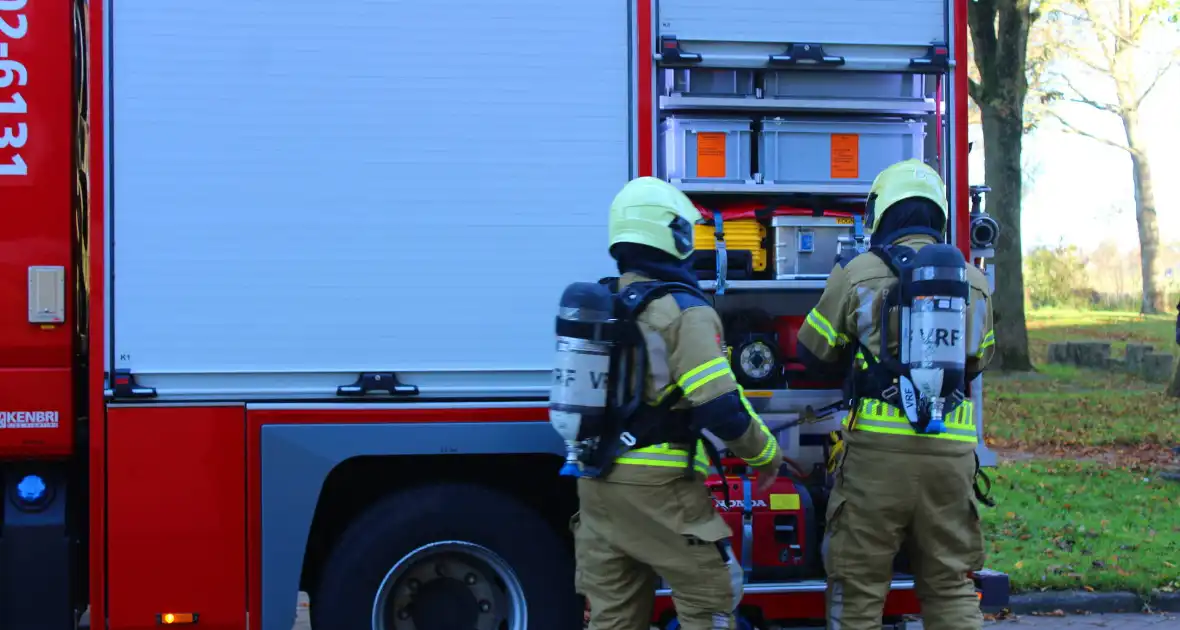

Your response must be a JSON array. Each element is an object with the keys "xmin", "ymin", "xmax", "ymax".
[
  {"xmin": 796, "ymin": 160, "xmax": 996, "ymax": 630},
  {"xmin": 561, "ymin": 177, "xmax": 783, "ymax": 630}
]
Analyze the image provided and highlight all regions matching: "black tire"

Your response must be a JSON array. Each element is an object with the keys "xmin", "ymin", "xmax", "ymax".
[{"xmin": 311, "ymin": 482, "xmax": 583, "ymax": 630}]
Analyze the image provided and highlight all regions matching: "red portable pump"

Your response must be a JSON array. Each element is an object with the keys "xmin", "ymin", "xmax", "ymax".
[{"xmin": 706, "ymin": 457, "xmax": 821, "ymax": 581}]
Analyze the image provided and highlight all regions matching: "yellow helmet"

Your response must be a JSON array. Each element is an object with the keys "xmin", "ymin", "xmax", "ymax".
[
  {"xmin": 608, "ymin": 176, "xmax": 702, "ymax": 260},
  {"xmin": 866, "ymin": 159, "xmax": 949, "ymax": 232}
]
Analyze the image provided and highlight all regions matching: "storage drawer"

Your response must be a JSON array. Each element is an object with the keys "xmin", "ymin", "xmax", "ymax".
[
  {"xmin": 758, "ymin": 117, "xmax": 925, "ymax": 189},
  {"xmin": 659, "ymin": 116, "xmax": 754, "ymax": 184},
  {"xmin": 763, "ymin": 72, "xmax": 925, "ymax": 103},
  {"xmin": 694, "ymin": 219, "xmax": 768, "ymax": 271},
  {"xmin": 666, "ymin": 68, "xmax": 757, "ymax": 98},
  {"xmin": 772, "ymin": 215, "xmax": 857, "ymax": 279}
]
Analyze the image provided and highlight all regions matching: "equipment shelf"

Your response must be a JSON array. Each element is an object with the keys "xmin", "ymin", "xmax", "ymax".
[
  {"xmin": 739, "ymin": 387, "xmax": 844, "ymax": 416},
  {"xmin": 674, "ymin": 182, "xmax": 873, "ymax": 195},
  {"xmin": 659, "ymin": 94, "xmax": 936, "ymax": 116},
  {"xmin": 700, "ymin": 279, "xmax": 827, "ymax": 292}
]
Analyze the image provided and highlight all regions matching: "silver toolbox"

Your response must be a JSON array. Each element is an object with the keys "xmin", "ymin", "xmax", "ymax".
[
  {"xmin": 758, "ymin": 117, "xmax": 925, "ymax": 190},
  {"xmin": 666, "ymin": 68, "xmax": 757, "ymax": 98},
  {"xmin": 763, "ymin": 71, "xmax": 925, "ymax": 103},
  {"xmin": 772, "ymin": 215, "xmax": 856, "ymax": 279},
  {"xmin": 659, "ymin": 116, "xmax": 754, "ymax": 184}
]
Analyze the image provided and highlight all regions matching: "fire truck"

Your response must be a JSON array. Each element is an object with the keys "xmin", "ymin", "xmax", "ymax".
[{"xmin": 0, "ymin": 0, "xmax": 1008, "ymax": 628}]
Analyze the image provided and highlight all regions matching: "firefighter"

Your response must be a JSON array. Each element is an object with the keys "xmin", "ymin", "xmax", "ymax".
[
  {"xmin": 797, "ymin": 160, "xmax": 996, "ymax": 630},
  {"xmin": 571, "ymin": 176, "xmax": 783, "ymax": 630}
]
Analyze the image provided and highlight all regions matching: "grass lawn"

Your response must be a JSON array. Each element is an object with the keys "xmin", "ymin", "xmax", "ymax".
[
  {"xmin": 1021, "ymin": 309, "xmax": 1176, "ymax": 367},
  {"xmin": 979, "ymin": 309, "xmax": 1180, "ymax": 594},
  {"xmin": 985, "ymin": 309, "xmax": 1180, "ymax": 456},
  {"xmin": 982, "ymin": 460, "xmax": 1180, "ymax": 594}
]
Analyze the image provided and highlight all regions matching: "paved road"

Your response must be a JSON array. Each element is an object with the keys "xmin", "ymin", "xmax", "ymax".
[
  {"xmin": 292, "ymin": 591, "xmax": 1180, "ymax": 629},
  {"xmin": 290, "ymin": 595, "xmax": 1178, "ymax": 629},
  {"xmin": 940, "ymin": 614, "xmax": 1180, "ymax": 629},
  {"xmin": 291, "ymin": 617, "xmax": 1180, "ymax": 629}
]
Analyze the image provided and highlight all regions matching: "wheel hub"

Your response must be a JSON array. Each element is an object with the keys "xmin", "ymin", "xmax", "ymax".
[{"xmin": 374, "ymin": 541, "xmax": 527, "ymax": 630}]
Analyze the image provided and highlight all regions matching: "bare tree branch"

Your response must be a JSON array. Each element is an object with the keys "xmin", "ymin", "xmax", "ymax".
[
  {"xmin": 1074, "ymin": 49, "xmax": 1116, "ymax": 74},
  {"xmin": 1047, "ymin": 110, "xmax": 1130, "ymax": 152},
  {"xmin": 1136, "ymin": 56, "xmax": 1178, "ymax": 107},
  {"xmin": 1053, "ymin": 6, "xmax": 1123, "ymax": 44},
  {"xmin": 1059, "ymin": 71, "xmax": 1123, "ymax": 113},
  {"xmin": 1063, "ymin": 0, "xmax": 1124, "ymax": 64},
  {"xmin": 1039, "ymin": 6, "xmax": 1114, "ymax": 73},
  {"xmin": 1132, "ymin": 1, "xmax": 1160, "ymax": 37}
]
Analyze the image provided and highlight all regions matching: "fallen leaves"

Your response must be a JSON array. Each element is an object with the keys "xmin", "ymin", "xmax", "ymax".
[
  {"xmin": 986, "ymin": 311, "xmax": 1180, "ymax": 459},
  {"xmin": 982, "ymin": 461, "xmax": 1180, "ymax": 593},
  {"xmin": 981, "ymin": 313, "xmax": 1180, "ymax": 593},
  {"xmin": 984, "ymin": 609, "xmax": 1018, "ymax": 622},
  {"xmin": 994, "ymin": 443, "xmax": 1179, "ymax": 470}
]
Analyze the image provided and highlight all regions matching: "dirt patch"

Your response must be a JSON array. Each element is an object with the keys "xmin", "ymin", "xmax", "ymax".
[{"xmin": 993, "ymin": 444, "xmax": 1179, "ymax": 471}]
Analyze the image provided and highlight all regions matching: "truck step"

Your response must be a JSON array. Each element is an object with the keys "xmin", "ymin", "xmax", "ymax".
[{"xmin": 655, "ymin": 577, "xmax": 915, "ymax": 597}]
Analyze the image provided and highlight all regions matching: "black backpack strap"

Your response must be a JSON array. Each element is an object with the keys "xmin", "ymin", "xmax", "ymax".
[
  {"xmin": 846, "ymin": 247, "xmax": 914, "ymax": 409},
  {"xmin": 851, "ymin": 340, "xmax": 904, "ymax": 411},
  {"xmin": 616, "ymin": 280, "xmax": 709, "ymax": 318},
  {"xmin": 973, "ymin": 452, "xmax": 996, "ymax": 507},
  {"xmin": 613, "ymin": 280, "xmax": 735, "ymax": 489},
  {"xmin": 699, "ymin": 436, "xmax": 732, "ymax": 506},
  {"xmin": 600, "ymin": 280, "xmax": 712, "ymax": 471},
  {"xmin": 870, "ymin": 244, "xmax": 917, "ymax": 278}
]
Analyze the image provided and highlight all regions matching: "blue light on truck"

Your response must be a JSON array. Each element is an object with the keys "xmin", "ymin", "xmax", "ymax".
[{"xmin": 15, "ymin": 474, "xmax": 47, "ymax": 506}]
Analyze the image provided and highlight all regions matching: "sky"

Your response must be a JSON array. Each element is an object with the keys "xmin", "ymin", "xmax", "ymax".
[{"xmin": 967, "ymin": 28, "xmax": 1178, "ymax": 253}]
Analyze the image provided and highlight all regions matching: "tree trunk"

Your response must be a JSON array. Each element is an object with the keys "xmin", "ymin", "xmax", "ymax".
[
  {"xmin": 981, "ymin": 103, "xmax": 1035, "ymax": 371},
  {"xmin": 1120, "ymin": 108, "xmax": 1165, "ymax": 314}
]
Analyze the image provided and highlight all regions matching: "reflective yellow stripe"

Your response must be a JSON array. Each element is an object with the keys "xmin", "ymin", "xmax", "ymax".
[
  {"xmin": 804, "ymin": 310, "xmax": 837, "ymax": 346},
  {"xmin": 978, "ymin": 330, "xmax": 995, "ymax": 356},
  {"xmin": 805, "ymin": 309, "xmax": 849, "ymax": 348},
  {"xmin": 858, "ymin": 399, "xmax": 976, "ymax": 430},
  {"xmin": 652, "ymin": 383, "xmax": 678, "ymax": 405},
  {"xmin": 694, "ymin": 441, "xmax": 711, "ymax": 474},
  {"xmin": 736, "ymin": 385, "xmax": 761, "ymax": 420},
  {"xmin": 849, "ymin": 398, "xmax": 978, "ymax": 443},
  {"xmin": 677, "ymin": 357, "xmax": 732, "ymax": 396},
  {"xmin": 826, "ymin": 431, "xmax": 845, "ymax": 473},
  {"xmin": 746, "ymin": 433, "xmax": 779, "ymax": 467},
  {"xmin": 736, "ymin": 386, "xmax": 779, "ymax": 467},
  {"xmin": 616, "ymin": 441, "xmax": 709, "ymax": 475}
]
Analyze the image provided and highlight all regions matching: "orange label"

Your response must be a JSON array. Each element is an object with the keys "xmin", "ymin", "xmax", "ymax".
[
  {"xmin": 830, "ymin": 133, "xmax": 860, "ymax": 179},
  {"xmin": 696, "ymin": 132, "xmax": 728, "ymax": 178}
]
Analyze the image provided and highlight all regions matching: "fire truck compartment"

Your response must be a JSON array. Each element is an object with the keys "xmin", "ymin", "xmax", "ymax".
[
  {"xmin": 656, "ymin": 0, "xmax": 947, "ymax": 61},
  {"xmin": 105, "ymin": 0, "xmax": 629, "ymax": 399}
]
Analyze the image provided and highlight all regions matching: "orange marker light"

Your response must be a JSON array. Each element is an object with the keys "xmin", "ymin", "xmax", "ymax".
[{"xmin": 157, "ymin": 612, "xmax": 197, "ymax": 625}]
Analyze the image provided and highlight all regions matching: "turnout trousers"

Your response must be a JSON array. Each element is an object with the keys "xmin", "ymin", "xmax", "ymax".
[
  {"xmin": 824, "ymin": 443, "xmax": 986, "ymax": 630},
  {"xmin": 572, "ymin": 477, "xmax": 743, "ymax": 630}
]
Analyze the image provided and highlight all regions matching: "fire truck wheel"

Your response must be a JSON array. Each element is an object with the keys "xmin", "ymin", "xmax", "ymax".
[{"xmin": 311, "ymin": 481, "xmax": 581, "ymax": 630}]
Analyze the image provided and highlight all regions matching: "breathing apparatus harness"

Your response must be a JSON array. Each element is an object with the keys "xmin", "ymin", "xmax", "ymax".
[
  {"xmin": 852, "ymin": 242, "xmax": 965, "ymax": 430},
  {"xmin": 550, "ymin": 276, "xmax": 730, "ymax": 485},
  {"xmin": 839, "ymin": 236, "xmax": 995, "ymax": 506}
]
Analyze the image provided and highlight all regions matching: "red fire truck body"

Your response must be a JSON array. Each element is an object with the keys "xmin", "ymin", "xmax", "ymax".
[{"xmin": 0, "ymin": 1, "xmax": 1007, "ymax": 628}]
